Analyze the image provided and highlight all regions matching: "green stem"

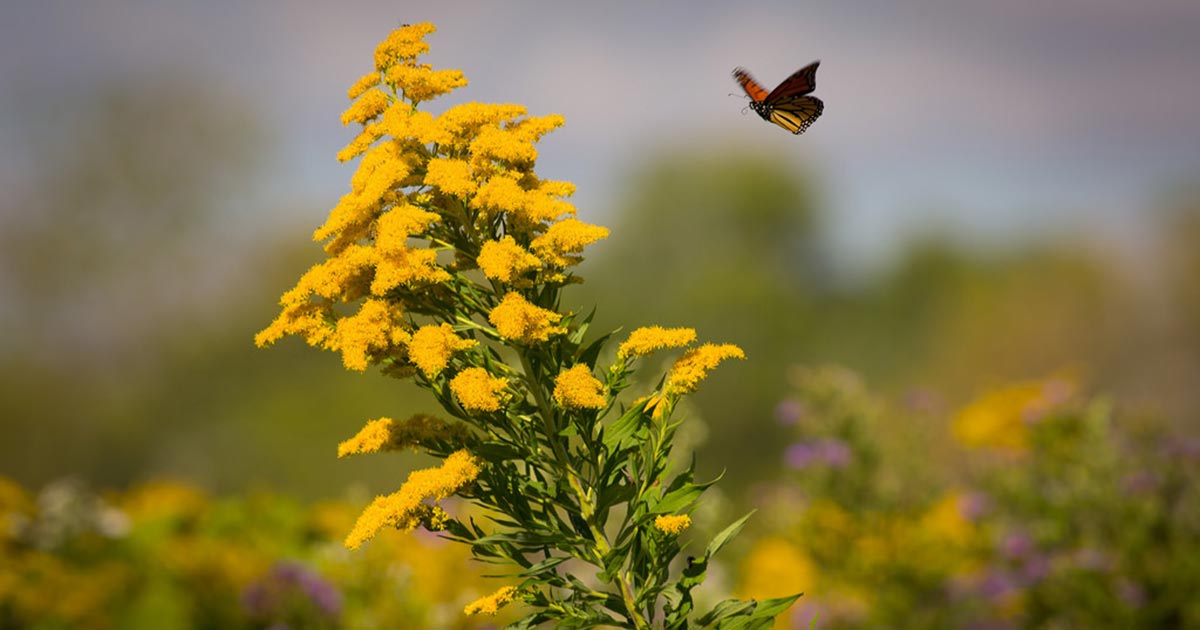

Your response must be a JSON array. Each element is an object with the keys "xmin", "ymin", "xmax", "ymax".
[{"xmin": 518, "ymin": 350, "xmax": 650, "ymax": 629}]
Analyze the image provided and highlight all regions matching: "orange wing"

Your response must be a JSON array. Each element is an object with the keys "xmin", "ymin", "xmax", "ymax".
[
  {"xmin": 765, "ymin": 61, "xmax": 820, "ymax": 102},
  {"xmin": 733, "ymin": 67, "xmax": 770, "ymax": 102}
]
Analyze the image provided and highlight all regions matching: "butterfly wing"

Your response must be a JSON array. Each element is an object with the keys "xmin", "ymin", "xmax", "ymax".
[
  {"xmin": 732, "ymin": 67, "xmax": 771, "ymax": 102},
  {"xmin": 764, "ymin": 61, "xmax": 820, "ymax": 101},
  {"xmin": 766, "ymin": 96, "xmax": 824, "ymax": 135}
]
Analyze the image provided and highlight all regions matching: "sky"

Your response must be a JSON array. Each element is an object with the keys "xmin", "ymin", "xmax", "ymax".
[{"xmin": 3, "ymin": 0, "xmax": 1199, "ymax": 271}]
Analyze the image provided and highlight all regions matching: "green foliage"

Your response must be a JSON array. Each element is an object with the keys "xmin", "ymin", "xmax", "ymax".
[{"xmin": 742, "ymin": 367, "xmax": 1200, "ymax": 629}]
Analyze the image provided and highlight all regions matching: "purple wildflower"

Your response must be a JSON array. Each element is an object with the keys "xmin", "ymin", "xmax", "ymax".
[
  {"xmin": 1001, "ymin": 531, "xmax": 1034, "ymax": 560},
  {"xmin": 774, "ymin": 399, "xmax": 805, "ymax": 426},
  {"xmin": 957, "ymin": 491, "xmax": 991, "ymax": 522},
  {"xmin": 242, "ymin": 560, "xmax": 343, "ymax": 624},
  {"xmin": 784, "ymin": 439, "xmax": 853, "ymax": 470}
]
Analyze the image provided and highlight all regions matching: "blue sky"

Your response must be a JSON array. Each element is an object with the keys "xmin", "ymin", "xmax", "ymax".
[{"xmin": 3, "ymin": 0, "xmax": 1199, "ymax": 271}]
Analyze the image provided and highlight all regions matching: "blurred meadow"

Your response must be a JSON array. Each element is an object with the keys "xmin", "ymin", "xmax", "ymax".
[{"xmin": 2, "ymin": 1, "xmax": 1199, "ymax": 628}]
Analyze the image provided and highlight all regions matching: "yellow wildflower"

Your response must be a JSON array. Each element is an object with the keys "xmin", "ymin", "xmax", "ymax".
[
  {"xmin": 340, "ymin": 88, "xmax": 391, "ymax": 125},
  {"xmin": 952, "ymin": 381, "xmax": 1053, "ymax": 452},
  {"xmin": 531, "ymin": 217, "xmax": 609, "ymax": 267},
  {"xmin": 334, "ymin": 298, "xmax": 410, "ymax": 371},
  {"xmin": 345, "ymin": 449, "xmax": 481, "ymax": 549},
  {"xmin": 316, "ymin": 142, "xmax": 408, "ymax": 244},
  {"xmin": 337, "ymin": 414, "xmax": 473, "ymax": 457},
  {"xmin": 488, "ymin": 292, "xmax": 564, "ymax": 344},
  {"xmin": 918, "ymin": 492, "xmax": 973, "ymax": 547},
  {"xmin": 409, "ymin": 324, "xmax": 477, "ymax": 378},
  {"xmin": 387, "ymin": 63, "xmax": 468, "ymax": 104},
  {"xmin": 424, "ymin": 158, "xmax": 478, "ymax": 198},
  {"xmin": 654, "ymin": 514, "xmax": 692, "ymax": 535},
  {"xmin": 375, "ymin": 203, "xmax": 441, "ymax": 254},
  {"xmin": 665, "ymin": 343, "xmax": 746, "ymax": 395},
  {"xmin": 371, "ymin": 246, "xmax": 451, "ymax": 294},
  {"xmin": 464, "ymin": 585, "xmax": 519, "ymax": 616},
  {"xmin": 437, "ymin": 102, "xmax": 526, "ymax": 136},
  {"xmin": 553, "ymin": 364, "xmax": 607, "ymax": 410},
  {"xmin": 472, "ymin": 174, "xmax": 527, "ymax": 215},
  {"xmin": 617, "ymin": 326, "xmax": 698, "ymax": 360},
  {"xmin": 478, "ymin": 236, "xmax": 541, "ymax": 286},
  {"xmin": 374, "ymin": 22, "xmax": 436, "ymax": 70},
  {"xmin": 517, "ymin": 182, "xmax": 576, "ymax": 226},
  {"xmin": 472, "ymin": 174, "xmax": 575, "ymax": 227},
  {"xmin": 255, "ymin": 301, "xmax": 336, "ymax": 350},
  {"xmin": 347, "ymin": 72, "xmax": 381, "ymax": 100},
  {"xmin": 378, "ymin": 105, "xmax": 439, "ymax": 143},
  {"xmin": 737, "ymin": 537, "xmax": 816, "ymax": 601},
  {"xmin": 290, "ymin": 244, "xmax": 377, "ymax": 302},
  {"xmin": 336, "ymin": 120, "xmax": 386, "ymax": 162},
  {"xmin": 450, "ymin": 367, "xmax": 508, "ymax": 414},
  {"xmin": 469, "ymin": 114, "xmax": 564, "ymax": 167}
]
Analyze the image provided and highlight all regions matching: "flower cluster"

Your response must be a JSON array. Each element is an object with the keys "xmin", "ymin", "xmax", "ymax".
[{"xmin": 258, "ymin": 23, "xmax": 775, "ymax": 629}]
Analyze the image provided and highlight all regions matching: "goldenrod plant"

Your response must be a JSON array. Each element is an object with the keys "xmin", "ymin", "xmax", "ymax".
[{"xmin": 257, "ymin": 23, "xmax": 797, "ymax": 629}]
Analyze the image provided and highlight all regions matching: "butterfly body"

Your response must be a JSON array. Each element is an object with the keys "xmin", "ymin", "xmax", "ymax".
[{"xmin": 733, "ymin": 61, "xmax": 824, "ymax": 135}]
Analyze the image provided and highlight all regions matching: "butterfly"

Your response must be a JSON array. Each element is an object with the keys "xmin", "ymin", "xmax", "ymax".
[{"xmin": 732, "ymin": 61, "xmax": 824, "ymax": 135}]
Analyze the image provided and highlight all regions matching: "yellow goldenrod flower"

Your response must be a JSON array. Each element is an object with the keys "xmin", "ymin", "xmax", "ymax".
[
  {"xmin": 424, "ymin": 157, "xmax": 478, "ymax": 198},
  {"xmin": 472, "ymin": 174, "xmax": 527, "ymax": 215},
  {"xmin": 434, "ymin": 102, "xmax": 527, "ymax": 146},
  {"xmin": 289, "ymin": 244, "xmax": 377, "ymax": 303},
  {"xmin": 375, "ymin": 203, "xmax": 441, "ymax": 254},
  {"xmin": 469, "ymin": 114, "xmax": 564, "ymax": 167},
  {"xmin": 553, "ymin": 364, "xmax": 607, "ymax": 410},
  {"xmin": 531, "ymin": 218, "xmax": 610, "ymax": 268},
  {"xmin": 450, "ymin": 367, "xmax": 508, "ymax": 414},
  {"xmin": 255, "ymin": 301, "xmax": 336, "ymax": 350},
  {"xmin": 472, "ymin": 174, "xmax": 574, "ymax": 228},
  {"xmin": 345, "ymin": 449, "xmax": 481, "ymax": 549},
  {"xmin": 337, "ymin": 120, "xmax": 387, "ymax": 162},
  {"xmin": 337, "ymin": 414, "xmax": 473, "ymax": 457},
  {"xmin": 665, "ymin": 343, "xmax": 746, "ymax": 395},
  {"xmin": 340, "ymin": 88, "xmax": 391, "ymax": 126},
  {"xmin": 316, "ymin": 143, "xmax": 409, "ymax": 244},
  {"xmin": 477, "ymin": 236, "xmax": 541, "ymax": 285},
  {"xmin": 488, "ymin": 292, "xmax": 565, "ymax": 344},
  {"xmin": 334, "ymin": 298, "xmax": 410, "ymax": 371},
  {"xmin": 374, "ymin": 22, "xmax": 436, "ymax": 71},
  {"xmin": 386, "ymin": 63, "xmax": 467, "ymax": 104},
  {"xmin": 617, "ymin": 326, "xmax": 698, "ymax": 360},
  {"xmin": 654, "ymin": 514, "xmax": 692, "ymax": 535},
  {"xmin": 409, "ymin": 324, "xmax": 477, "ymax": 378},
  {"xmin": 464, "ymin": 585, "xmax": 519, "ymax": 616},
  {"xmin": 371, "ymin": 247, "xmax": 451, "ymax": 294},
  {"xmin": 376, "ymin": 105, "xmax": 439, "ymax": 144},
  {"xmin": 347, "ymin": 72, "xmax": 381, "ymax": 100}
]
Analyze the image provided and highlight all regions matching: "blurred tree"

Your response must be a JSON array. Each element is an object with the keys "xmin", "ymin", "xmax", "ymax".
[
  {"xmin": 0, "ymin": 75, "xmax": 423, "ymax": 495},
  {"xmin": 0, "ymin": 73, "xmax": 268, "ymax": 486}
]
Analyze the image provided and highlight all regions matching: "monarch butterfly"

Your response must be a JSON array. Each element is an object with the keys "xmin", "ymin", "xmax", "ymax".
[{"xmin": 732, "ymin": 62, "xmax": 824, "ymax": 135}]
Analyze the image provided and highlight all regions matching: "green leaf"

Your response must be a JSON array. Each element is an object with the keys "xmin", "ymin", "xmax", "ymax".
[
  {"xmin": 649, "ymin": 482, "xmax": 705, "ymax": 516},
  {"xmin": 696, "ymin": 598, "xmax": 756, "ymax": 626},
  {"xmin": 706, "ymin": 510, "xmax": 755, "ymax": 560},
  {"xmin": 602, "ymin": 399, "xmax": 650, "ymax": 449},
  {"xmin": 520, "ymin": 555, "xmax": 569, "ymax": 577},
  {"xmin": 578, "ymin": 330, "xmax": 615, "ymax": 369},
  {"xmin": 750, "ymin": 593, "xmax": 803, "ymax": 622}
]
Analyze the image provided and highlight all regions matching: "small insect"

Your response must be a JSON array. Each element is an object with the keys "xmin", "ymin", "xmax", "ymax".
[{"xmin": 732, "ymin": 61, "xmax": 824, "ymax": 135}]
